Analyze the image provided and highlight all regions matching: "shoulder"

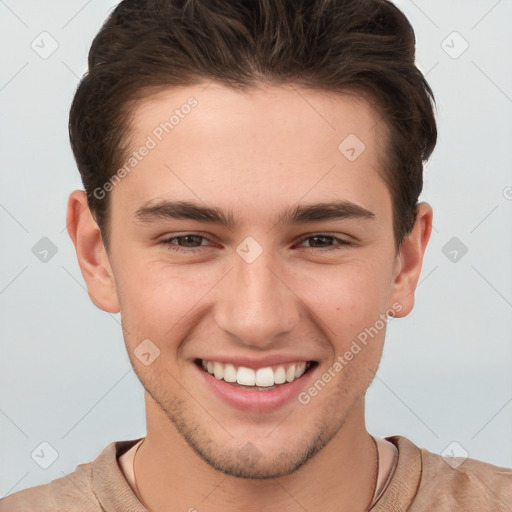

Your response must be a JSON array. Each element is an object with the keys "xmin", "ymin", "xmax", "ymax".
[
  {"xmin": 0, "ymin": 439, "xmax": 140, "ymax": 512},
  {"xmin": 396, "ymin": 436, "xmax": 512, "ymax": 511},
  {"xmin": 0, "ymin": 461, "xmax": 98, "ymax": 512}
]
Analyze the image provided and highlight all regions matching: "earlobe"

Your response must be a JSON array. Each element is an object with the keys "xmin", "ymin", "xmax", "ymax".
[
  {"xmin": 390, "ymin": 202, "xmax": 433, "ymax": 318},
  {"xmin": 66, "ymin": 190, "xmax": 120, "ymax": 314}
]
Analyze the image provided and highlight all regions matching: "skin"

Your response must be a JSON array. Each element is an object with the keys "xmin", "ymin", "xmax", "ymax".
[{"xmin": 67, "ymin": 83, "xmax": 432, "ymax": 512}]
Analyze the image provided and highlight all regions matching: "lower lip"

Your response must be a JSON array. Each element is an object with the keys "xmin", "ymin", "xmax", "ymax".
[{"xmin": 194, "ymin": 362, "xmax": 318, "ymax": 412}]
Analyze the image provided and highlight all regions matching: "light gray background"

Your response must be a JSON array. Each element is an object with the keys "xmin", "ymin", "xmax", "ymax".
[{"xmin": 1, "ymin": 0, "xmax": 511, "ymax": 497}]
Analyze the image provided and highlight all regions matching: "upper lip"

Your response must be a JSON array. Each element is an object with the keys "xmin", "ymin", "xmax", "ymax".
[{"xmin": 195, "ymin": 355, "xmax": 316, "ymax": 369}]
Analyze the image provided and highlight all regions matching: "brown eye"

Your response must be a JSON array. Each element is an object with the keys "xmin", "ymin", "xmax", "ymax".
[
  {"xmin": 159, "ymin": 233, "xmax": 213, "ymax": 253},
  {"xmin": 298, "ymin": 234, "xmax": 353, "ymax": 252}
]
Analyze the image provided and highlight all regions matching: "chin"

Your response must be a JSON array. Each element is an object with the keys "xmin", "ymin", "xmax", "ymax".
[
  {"xmin": 190, "ymin": 438, "xmax": 325, "ymax": 480},
  {"xmin": 176, "ymin": 413, "xmax": 338, "ymax": 480}
]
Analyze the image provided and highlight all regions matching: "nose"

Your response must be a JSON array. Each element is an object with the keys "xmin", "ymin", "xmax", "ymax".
[{"xmin": 214, "ymin": 248, "xmax": 301, "ymax": 349}]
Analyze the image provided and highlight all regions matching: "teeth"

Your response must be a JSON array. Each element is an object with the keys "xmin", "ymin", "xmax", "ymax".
[
  {"xmin": 223, "ymin": 363, "xmax": 237, "ymax": 383},
  {"xmin": 295, "ymin": 362, "xmax": 306, "ymax": 379},
  {"xmin": 274, "ymin": 366, "xmax": 286, "ymax": 384},
  {"xmin": 213, "ymin": 361, "xmax": 224, "ymax": 380},
  {"xmin": 201, "ymin": 359, "xmax": 311, "ymax": 387},
  {"xmin": 255, "ymin": 367, "xmax": 274, "ymax": 387},
  {"xmin": 237, "ymin": 366, "xmax": 256, "ymax": 386}
]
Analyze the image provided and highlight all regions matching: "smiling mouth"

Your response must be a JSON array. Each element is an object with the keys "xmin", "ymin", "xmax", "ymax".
[{"xmin": 195, "ymin": 358, "xmax": 318, "ymax": 391}]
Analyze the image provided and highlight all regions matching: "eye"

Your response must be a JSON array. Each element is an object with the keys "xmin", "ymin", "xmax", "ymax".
[
  {"xmin": 159, "ymin": 233, "xmax": 215, "ymax": 254},
  {"xmin": 296, "ymin": 234, "xmax": 354, "ymax": 252}
]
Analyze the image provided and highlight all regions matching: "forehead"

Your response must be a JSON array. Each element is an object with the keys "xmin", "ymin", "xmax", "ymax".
[
  {"xmin": 111, "ymin": 83, "xmax": 391, "ymax": 226},
  {"xmin": 128, "ymin": 82, "xmax": 384, "ymax": 151}
]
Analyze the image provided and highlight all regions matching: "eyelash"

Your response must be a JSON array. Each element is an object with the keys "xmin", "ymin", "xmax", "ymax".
[{"xmin": 158, "ymin": 233, "xmax": 354, "ymax": 254}]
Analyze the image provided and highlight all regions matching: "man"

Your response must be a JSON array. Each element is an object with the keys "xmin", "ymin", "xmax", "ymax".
[{"xmin": 2, "ymin": 0, "xmax": 511, "ymax": 510}]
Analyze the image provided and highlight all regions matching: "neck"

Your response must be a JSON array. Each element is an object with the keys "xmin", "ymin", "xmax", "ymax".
[{"xmin": 134, "ymin": 395, "xmax": 378, "ymax": 512}]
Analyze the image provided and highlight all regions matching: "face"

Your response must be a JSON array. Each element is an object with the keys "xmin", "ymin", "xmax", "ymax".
[{"xmin": 94, "ymin": 83, "xmax": 410, "ymax": 478}]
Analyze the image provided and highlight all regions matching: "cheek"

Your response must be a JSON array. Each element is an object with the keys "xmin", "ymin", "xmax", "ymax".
[
  {"xmin": 295, "ymin": 259, "xmax": 392, "ymax": 341},
  {"xmin": 114, "ymin": 259, "xmax": 203, "ymax": 342}
]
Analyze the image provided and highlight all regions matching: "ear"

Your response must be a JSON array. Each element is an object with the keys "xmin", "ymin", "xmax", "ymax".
[
  {"xmin": 390, "ymin": 202, "xmax": 433, "ymax": 318},
  {"xmin": 66, "ymin": 190, "xmax": 120, "ymax": 313}
]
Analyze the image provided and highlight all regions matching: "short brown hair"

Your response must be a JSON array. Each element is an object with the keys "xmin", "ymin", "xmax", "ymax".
[{"xmin": 69, "ymin": 0, "xmax": 437, "ymax": 252}]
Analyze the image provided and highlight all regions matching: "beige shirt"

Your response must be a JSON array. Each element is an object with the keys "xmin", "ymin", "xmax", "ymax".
[{"xmin": 2, "ymin": 435, "xmax": 512, "ymax": 511}]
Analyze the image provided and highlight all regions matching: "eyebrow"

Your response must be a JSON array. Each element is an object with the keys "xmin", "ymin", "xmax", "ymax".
[{"xmin": 134, "ymin": 199, "xmax": 375, "ymax": 230}]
